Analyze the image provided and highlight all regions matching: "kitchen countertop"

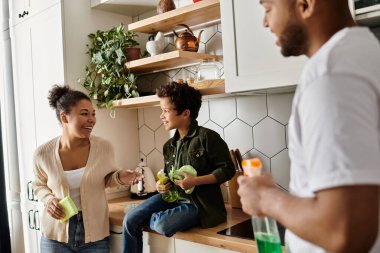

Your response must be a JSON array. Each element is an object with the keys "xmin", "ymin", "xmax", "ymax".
[{"xmin": 108, "ymin": 196, "xmax": 261, "ymax": 253}]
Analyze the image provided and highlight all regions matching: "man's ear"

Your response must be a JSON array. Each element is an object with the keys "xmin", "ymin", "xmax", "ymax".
[
  {"xmin": 297, "ymin": 0, "xmax": 315, "ymax": 19},
  {"xmin": 60, "ymin": 112, "xmax": 68, "ymax": 124}
]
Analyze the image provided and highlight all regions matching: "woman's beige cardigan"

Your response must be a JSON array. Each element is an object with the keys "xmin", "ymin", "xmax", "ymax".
[{"xmin": 32, "ymin": 135, "xmax": 126, "ymax": 243}]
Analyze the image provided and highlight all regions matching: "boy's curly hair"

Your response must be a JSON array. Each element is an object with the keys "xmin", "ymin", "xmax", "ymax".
[{"xmin": 156, "ymin": 82, "xmax": 202, "ymax": 119}]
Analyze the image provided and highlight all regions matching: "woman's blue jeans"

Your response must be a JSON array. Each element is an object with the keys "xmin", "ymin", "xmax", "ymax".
[
  {"xmin": 122, "ymin": 194, "xmax": 199, "ymax": 253},
  {"xmin": 40, "ymin": 212, "xmax": 109, "ymax": 253}
]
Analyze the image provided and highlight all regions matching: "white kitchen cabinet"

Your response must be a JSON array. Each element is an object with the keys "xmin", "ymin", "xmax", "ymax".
[
  {"xmin": 21, "ymin": 202, "xmax": 42, "ymax": 253},
  {"xmin": 109, "ymin": 225, "xmax": 157, "ymax": 253},
  {"xmin": 8, "ymin": 0, "xmax": 28, "ymax": 25},
  {"xmin": 174, "ymin": 238, "xmax": 238, "ymax": 253},
  {"xmin": 8, "ymin": 3, "xmax": 63, "ymax": 251},
  {"xmin": 220, "ymin": 0, "xmax": 306, "ymax": 93},
  {"xmin": 109, "ymin": 226, "xmax": 152, "ymax": 253},
  {"xmin": 7, "ymin": 201, "xmax": 25, "ymax": 253},
  {"xmin": 11, "ymin": 1, "xmax": 63, "ymax": 185},
  {"xmin": 147, "ymin": 233, "xmax": 175, "ymax": 253},
  {"xmin": 350, "ymin": 0, "xmax": 380, "ymax": 26},
  {"xmin": 110, "ymin": 225, "xmax": 123, "ymax": 253},
  {"xmin": 110, "ymin": 228, "xmax": 174, "ymax": 253},
  {"xmin": 1, "ymin": 23, "xmax": 25, "ymax": 252},
  {"xmin": 109, "ymin": 227, "xmax": 245, "ymax": 253},
  {"xmin": 8, "ymin": 0, "xmax": 60, "ymax": 26},
  {"xmin": 1, "ymin": 0, "xmax": 9, "ymax": 31},
  {"xmin": 9, "ymin": 1, "xmax": 139, "ymax": 252}
]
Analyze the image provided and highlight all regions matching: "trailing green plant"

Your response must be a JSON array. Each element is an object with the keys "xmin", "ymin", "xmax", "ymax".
[
  {"xmin": 81, "ymin": 24, "xmax": 139, "ymax": 109},
  {"xmin": 141, "ymin": 49, "xmax": 151, "ymax": 58},
  {"xmin": 126, "ymin": 31, "xmax": 140, "ymax": 48}
]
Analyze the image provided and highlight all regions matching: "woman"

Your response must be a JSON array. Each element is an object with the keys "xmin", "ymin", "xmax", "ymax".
[{"xmin": 33, "ymin": 84, "xmax": 140, "ymax": 252}]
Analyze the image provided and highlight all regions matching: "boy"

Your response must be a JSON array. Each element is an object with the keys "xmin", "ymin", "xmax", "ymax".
[{"xmin": 122, "ymin": 82, "xmax": 235, "ymax": 253}]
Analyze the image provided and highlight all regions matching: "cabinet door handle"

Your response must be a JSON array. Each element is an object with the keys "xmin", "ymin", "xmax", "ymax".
[
  {"xmin": 28, "ymin": 209, "xmax": 35, "ymax": 230},
  {"xmin": 32, "ymin": 188, "xmax": 38, "ymax": 202},
  {"xmin": 27, "ymin": 181, "xmax": 33, "ymax": 201},
  {"xmin": 18, "ymin": 10, "xmax": 30, "ymax": 18},
  {"xmin": 27, "ymin": 181, "xmax": 38, "ymax": 202},
  {"xmin": 34, "ymin": 210, "xmax": 40, "ymax": 231}
]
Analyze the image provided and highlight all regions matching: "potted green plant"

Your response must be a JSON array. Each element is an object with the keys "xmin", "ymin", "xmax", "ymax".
[
  {"xmin": 81, "ymin": 24, "xmax": 139, "ymax": 109},
  {"xmin": 125, "ymin": 31, "xmax": 141, "ymax": 61}
]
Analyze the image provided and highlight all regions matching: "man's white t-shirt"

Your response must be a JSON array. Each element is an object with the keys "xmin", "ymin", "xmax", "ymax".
[{"xmin": 287, "ymin": 27, "xmax": 380, "ymax": 253}]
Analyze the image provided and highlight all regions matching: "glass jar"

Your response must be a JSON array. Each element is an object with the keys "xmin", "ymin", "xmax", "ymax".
[{"xmin": 195, "ymin": 59, "xmax": 220, "ymax": 82}]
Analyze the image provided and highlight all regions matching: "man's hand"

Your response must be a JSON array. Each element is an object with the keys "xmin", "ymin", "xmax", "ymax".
[
  {"xmin": 237, "ymin": 173, "xmax": 277, "ymax": 217},
  {"xmin": 46, "ymin": 197, "xmax": 65, "ymax": 220}
]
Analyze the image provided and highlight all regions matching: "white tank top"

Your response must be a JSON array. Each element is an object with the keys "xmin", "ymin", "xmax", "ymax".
[{"xmin": 64, "ymin": 167, "xmax": 85, "ymax": 210}]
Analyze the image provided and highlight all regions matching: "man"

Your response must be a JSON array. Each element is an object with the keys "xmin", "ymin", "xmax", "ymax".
[
  {"xmin": 122, "ymin": 82, "xmax": 235, "ymax": 253},
  {"xmin": 238, "ymin": 0, "xmax": 380, "ymax": 252}
]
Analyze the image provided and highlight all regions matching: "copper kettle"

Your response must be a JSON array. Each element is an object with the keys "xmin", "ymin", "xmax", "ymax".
[{"xmin": 173, "ymin": 24, "xmax": 203, "ymax": 52}]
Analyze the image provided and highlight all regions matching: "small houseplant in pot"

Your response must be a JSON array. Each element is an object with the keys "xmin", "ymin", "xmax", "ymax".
[
  {"xmin": 81, "ymin": 24, "xmax": 139, "ymax": 109},
  {"xmin": 125, "ymin": 31, "xmax": 141, "ymax": 61}
]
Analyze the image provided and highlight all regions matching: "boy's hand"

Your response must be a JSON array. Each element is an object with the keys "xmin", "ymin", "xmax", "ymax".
[
  {"xmin": 156, "ymin": 180, "xmax": 171, "ymax": 193},
  {"xmin": 174, "ymin": 172, "xmax": 196, "ymax": 190}
]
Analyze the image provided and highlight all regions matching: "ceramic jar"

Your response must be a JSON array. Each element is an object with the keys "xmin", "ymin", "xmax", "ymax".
[{"xmin": 157, "ymin": 0, "xmax": 176, "ymax": 14}]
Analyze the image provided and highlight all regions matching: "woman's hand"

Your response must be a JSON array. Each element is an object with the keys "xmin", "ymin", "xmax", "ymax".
[
  {"xmin": 46, "ymin": 197, "xmax": 65, "ymax": 220},
  {"xmin": 156, "ymin": 180, "xmax": 171, "ymax": 193},
  {"xmin": 174, "ymin": 172, "xmax": 196, "ymax": 190},
  {"xmin": 119, "ymin": 169, "xmax": 143, "ymax": 185}
]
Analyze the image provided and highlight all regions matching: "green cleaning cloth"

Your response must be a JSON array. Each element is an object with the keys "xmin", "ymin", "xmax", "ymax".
[{"xmin": 169, "ymin": 165, "xmax": 197, "ymax": 194}]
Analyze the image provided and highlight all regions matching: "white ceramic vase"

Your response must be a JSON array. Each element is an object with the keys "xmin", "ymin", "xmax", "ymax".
[{"xmin": 146, "ymin": 32, "xmax": 165, "ymax": 56}]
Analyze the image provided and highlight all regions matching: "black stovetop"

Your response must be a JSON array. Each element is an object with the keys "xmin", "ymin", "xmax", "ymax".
[{"xmin": 217, "ymin": 218, "xmax": 286, "ymax": 246}]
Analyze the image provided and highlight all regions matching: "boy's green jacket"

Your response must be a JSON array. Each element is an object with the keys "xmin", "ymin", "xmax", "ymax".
[{"xmin": 163, "ymin": 120, "xmax": 236, "ymax": 228}]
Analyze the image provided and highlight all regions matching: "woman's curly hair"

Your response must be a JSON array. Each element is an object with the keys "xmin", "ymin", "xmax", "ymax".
[{"xmin": 48, "ymin": 84, "xmax": 91, "ymax": 123}]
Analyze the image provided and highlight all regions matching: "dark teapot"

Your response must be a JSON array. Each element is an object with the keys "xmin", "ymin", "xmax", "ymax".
[{"xmin": 173, "ymin": 24, "xmax": 203, "ymax": 52}]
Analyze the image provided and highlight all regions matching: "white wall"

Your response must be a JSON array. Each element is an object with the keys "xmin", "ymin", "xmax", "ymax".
[{"xmin": 62, "ymin": 0, "xmax": 140, "ymax": 169}]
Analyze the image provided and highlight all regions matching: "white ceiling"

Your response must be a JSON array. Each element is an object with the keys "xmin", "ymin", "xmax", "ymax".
[{"xmin": 91, "ymin": 0, "xmax": 157, "ymax": 17}]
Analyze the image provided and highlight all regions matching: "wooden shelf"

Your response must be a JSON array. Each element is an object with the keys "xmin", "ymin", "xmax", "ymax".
[
  {"xmin": 113, "ymin": 79, "xmax": 225, "ymax": 109},
  {"xmin": 189, "ymin": 79, "xmax": 224, "ymax": 95},
  {"xmin": 125, "ymin": 50, "xmax": 218, "ymax": 74},
  {"xmin": 128, "ymin": 0, "xmax": 221, "ymax": 33},
  {"xmin": 113, "ymin": 94, "xmax": 160, "ymax": 109},
  {"xmin": 91, "ymin": 0, "xmax": 156, "ymax": 17}
]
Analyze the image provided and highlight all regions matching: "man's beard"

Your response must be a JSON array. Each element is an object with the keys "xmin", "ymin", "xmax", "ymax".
[{"xmin": 279, "ymin": 20, "xmax": 308, "ymax": 57}]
